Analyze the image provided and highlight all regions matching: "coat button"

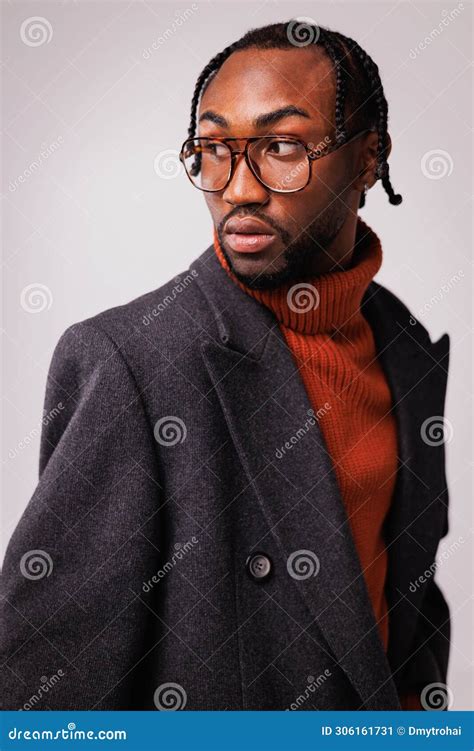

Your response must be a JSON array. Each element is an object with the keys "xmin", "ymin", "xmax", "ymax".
[{"xmin": 246, "ymin": 552, "xmax": 272, "ymax": 582}]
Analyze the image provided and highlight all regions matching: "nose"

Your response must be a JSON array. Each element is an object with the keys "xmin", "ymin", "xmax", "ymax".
[{"xmin": 222, "ymin": 152, "xmax": 270, "ymax": 207}]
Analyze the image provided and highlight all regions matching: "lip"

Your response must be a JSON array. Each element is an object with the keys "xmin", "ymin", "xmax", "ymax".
[
  {"xmin": 224, "ymin": 216, "xmax": 276, "ymax": 254},
  {"xmin": 225, "ymin": 216, "xmax": 275, "ymax": 235},
  {"xmin": 226, "ymin": 233, "xmax": 276, "ymax": 254}
]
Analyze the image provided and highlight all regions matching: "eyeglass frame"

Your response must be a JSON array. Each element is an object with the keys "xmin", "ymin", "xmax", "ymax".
[{"xmin": 179, "ymin": 128, "xmax": 375, "ymax": 194}]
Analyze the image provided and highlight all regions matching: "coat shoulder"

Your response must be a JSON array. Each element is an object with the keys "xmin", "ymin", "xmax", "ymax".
[{"xmin": 61, "ymin": 261, "xmax": 213, "ymax": 357}]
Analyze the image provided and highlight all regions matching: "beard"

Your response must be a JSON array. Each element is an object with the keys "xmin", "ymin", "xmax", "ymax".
[{"xmin": 216, "ymin": 203, "xmax": 349, "ymax": 291}]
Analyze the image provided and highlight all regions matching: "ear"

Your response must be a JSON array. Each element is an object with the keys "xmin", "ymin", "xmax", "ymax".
[
  {"xmin": 354, "ymin": 130, "xmax": 392, "ymax": 192},
  {"xmin": 384, "ymin": 131, "xmax": 393, "ymax": 161}
]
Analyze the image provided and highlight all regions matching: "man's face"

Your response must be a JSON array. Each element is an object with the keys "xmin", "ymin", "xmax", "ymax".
[{"xmin": 198, "ymin": 46, "xmax": 372, "ymax": 289}]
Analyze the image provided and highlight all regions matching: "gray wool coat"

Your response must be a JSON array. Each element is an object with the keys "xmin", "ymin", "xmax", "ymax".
[{"xmin": 1, "ymin": 241, "xmax": 451, "ymax": 711}]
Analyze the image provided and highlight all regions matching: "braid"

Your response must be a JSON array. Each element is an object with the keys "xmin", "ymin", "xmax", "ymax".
[
  {"xmin": 334, "ymin": 32, "xmax": 402, "ymax": 206},
  {"xmin": 187, "ymin": 21, "xmax": 402, "ymax": 206},
  {"xmin": 187, "ymin": 42, "xmax": 242, "ymax": 177},
  {"xmin": 318, "ymin": 30, "xmax": 349, "ymax": 144},
  {"xmin": 188, "ymin": 41, "xmax": 242, "ymax": 140}
]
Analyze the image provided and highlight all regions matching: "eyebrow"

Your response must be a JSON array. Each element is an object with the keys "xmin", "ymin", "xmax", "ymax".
[{"xmin": 198, "ymin": 105, "xmax": 312, "ymax": 129}]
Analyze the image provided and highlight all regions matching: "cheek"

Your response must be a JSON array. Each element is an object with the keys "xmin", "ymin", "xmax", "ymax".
[
  {"xmin": 307, "ymin": 161, "xmax": 335, "ymax": 198},
  {"xmin": 203, "ymin": 194, "xmax": 214, "ymax": 213},
  {"xmin": 314, "ymin": 156, "xmax": 353, "ymax": 194},
  {"xmin": 278, "ymin": 159, "xmax": 350, "ymax": 228},
  {"xmin": 204, "ymin": 194, "xmax": 225, "ymax": 224},
  {"xmin": 276, "ymin": 188, "xmax": 326, "ymax": 232}
]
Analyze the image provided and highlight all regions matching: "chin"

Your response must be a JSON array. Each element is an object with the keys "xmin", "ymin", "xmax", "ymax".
[
  {"xmin": 233, "ymin": 263, "xmax": 292, "ymax": 291},
  {"xmin": 231, "ymin": 253, "xmax": 284, "ymax": 279}
]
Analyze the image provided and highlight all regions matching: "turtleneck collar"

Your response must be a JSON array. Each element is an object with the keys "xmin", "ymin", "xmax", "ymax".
[{"xmin": 212, "ymin": 216, "xmax": 383, "ymax": 335}]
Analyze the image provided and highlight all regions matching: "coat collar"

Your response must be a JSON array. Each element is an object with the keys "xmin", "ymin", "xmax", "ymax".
[{"xmin": 191, "ymin": 243, "xmax": 450, "ymax": 709}]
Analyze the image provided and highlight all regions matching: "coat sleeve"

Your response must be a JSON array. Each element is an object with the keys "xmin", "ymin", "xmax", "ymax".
[{"xmin": 0, "ymin": 322, "xmax": 162, "ymax": 710}]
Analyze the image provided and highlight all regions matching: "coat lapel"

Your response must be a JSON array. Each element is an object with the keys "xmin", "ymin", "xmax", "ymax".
[{"xmin": 192, "ymin": 246, "xmax": 448, "ymax": 709}]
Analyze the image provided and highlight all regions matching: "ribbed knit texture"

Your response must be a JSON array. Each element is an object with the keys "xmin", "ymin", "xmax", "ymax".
[{"xmin": 213, "ymin": 217, "xmax": 398, "ymax": 653}]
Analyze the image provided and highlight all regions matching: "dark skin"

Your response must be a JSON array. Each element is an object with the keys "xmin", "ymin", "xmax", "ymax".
[{"xmin": 198, "ymin": 45, "xmax": 392, "ymax": 289}]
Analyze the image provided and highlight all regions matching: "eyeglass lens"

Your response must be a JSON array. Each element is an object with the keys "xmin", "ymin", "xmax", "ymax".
[{"xmin": 182, "ymin": 137, "xmax": 310, "ymax": 192}]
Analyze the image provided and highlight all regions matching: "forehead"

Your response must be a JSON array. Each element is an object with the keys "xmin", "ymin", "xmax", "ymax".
[{"xmin": 198, "ymin": 46, "xmax": 336, "ymax": 130}]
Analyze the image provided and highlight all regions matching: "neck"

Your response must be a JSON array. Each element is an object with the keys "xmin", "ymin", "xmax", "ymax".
[
  {"xmin": 305, "ymin": 215, "xmax": 360, "ymax": 276},
  {"xmin": 213, "ymin": 215, "xmax": 383, "ymax": 336}
]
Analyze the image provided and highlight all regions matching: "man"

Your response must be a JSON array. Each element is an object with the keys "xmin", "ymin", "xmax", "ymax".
[{"xmin": 1, "ymin": 21, "xmax": 451, "ymax": 711}]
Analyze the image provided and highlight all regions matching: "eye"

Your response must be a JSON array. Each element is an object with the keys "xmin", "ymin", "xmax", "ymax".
[
  {"xmin": 202, "ymin": 141, "xmax": 229, "ymax": 158},
  {"xmin": 265, "ymin": 139, "xmax": 301, "ymax": 157}
]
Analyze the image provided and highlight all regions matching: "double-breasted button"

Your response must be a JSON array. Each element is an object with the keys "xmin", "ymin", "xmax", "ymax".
[{"xmin": 246, "ymin": 552, "xmax": 272, "ymax": 582}]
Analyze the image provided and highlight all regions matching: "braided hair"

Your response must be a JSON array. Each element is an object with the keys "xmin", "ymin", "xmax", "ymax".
[{"xmin": 186, "ymin": 21, "xmax": 402, "ymax": 208}]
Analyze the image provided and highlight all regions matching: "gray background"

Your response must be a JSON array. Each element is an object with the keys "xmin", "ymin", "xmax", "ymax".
[{"xmin": 1, "ymin": 0, "xmax": 472, "ymax": 708}]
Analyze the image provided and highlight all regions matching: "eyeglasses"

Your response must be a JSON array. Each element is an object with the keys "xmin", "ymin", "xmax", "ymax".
[{"xmin": 179, "ymin": 129, "xmax": 373, "ymax": 194}]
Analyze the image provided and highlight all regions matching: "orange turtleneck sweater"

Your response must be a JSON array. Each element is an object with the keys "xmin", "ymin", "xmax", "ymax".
[{"xmin": 213, "ymin": 217, "xmax": 422, "ymax": 710}]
